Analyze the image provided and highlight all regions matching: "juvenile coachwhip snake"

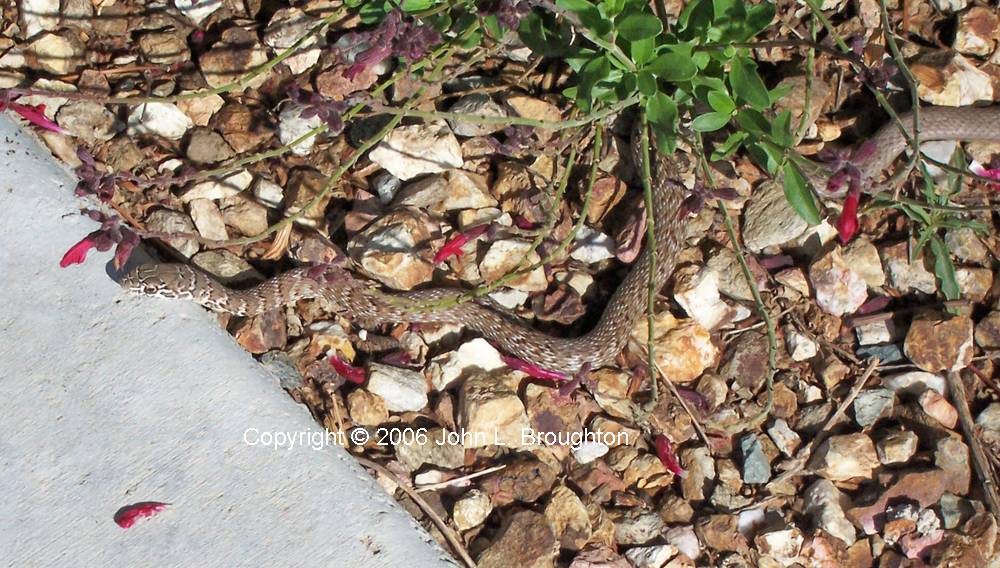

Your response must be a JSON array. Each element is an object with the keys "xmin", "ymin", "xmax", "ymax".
[{"xmin": 122, "ymin": 107, "xmax": 1000, "ymax": 375}]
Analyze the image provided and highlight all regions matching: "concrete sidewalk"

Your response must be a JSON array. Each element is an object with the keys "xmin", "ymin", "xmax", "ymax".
[{"xmin": 0, "ymin": 115, "xmax": 459, "ymax": 567}]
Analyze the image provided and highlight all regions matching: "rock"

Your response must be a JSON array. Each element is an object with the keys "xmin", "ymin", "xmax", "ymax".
[
  {"xmin": 853, "ymin": 388, "xmax": 895, "ymax": 428},
  {"xmin": 398, "ymin": 172, "xmax": 497, "ymax": 215},
  {"xmin": 277, "ymin": 102, "xmax": 324, "ymax": 156},
  {"xmin": 220, "ymin": 194, "xmax": 269, "ymax": 237},
  {"xmin": 880, "ymin": 241, "xmax": 937, "ymax": 295},
  {"xmin": 570, "ymin": 226, "xmax": 616, "ymax": 264},
  {"xmin": 479, "ymin": 238, "xmax": 548, "ymax": 292},
  {"xmin": 876, "ymin": 429, "xmax": 918, "ymax": 465},
  {"xmin": 260, "ymin": 350, "xmax": 303, "ymax": 390},
  {"xmin": 809, "ymin": 247, "xmax": 868, "ymax": 316},
  {"xmin": 718, "ymin": 330, "xmax": 769, "ymax": 392},
  {"xmin": 903, "ymin": 311, "xmax": 974, "ymax": 373},
  {"xmin": 26, "ymin": 33, "xmax": 83, "ymax": 75},
  {"xmin": 784, "ymin": 327, "xmax": 818, "ymax": 361},
  {"xmin": 181, "ymin": 169, "xmax": 254, "ymax": 202},
  {"xmin": 804, "ymin": 480, "xmax": 857, "ymax": 546},
  {"xmin": 882, "ymin": 371, "xmax": 947, "ymax": 396},
  {"xmin": 615, "ymin": 512, "xmax": 666, "ymax": 546},
  {"xmin": 199, "ymin": 27, "xmax": 271, "ymax": 90},
  {"xmin": 175, "ymin": 0, "xmax": 222, "ymax": 24},
  {"xmin": 945, "ymin": 227, "xmax": 988, "ymax": 264},
  {"xmin": 814, "ymin": 433, "xmax": 880, "ymax": 482},
  {"xmin": 767, "ymin": 419, "xmax": 801, "ymax": 457},
  {"xmin": 632, "ymin": 313, "xmax": 718, "ymax": 384},
  {"xmin": 849, "ymin": 469, "xmax": 951, "ymax": 534},
  {"xmin": 705, "ymin": 246, "xmax": 756, "ymax": 303},
  {"xmin": 954, "ymin": 7, "xmax": 999, "ymax": 56},
  {"xmin": 756, "ymin": 527, "xmax": 805, "ymax": 566},
  {"xmin": 545, "ymin": 485, "xmax": 591, "ymax": 551},
  {"xmin": 624, "ymin": 545, "xmax": 679, "ymax": 568},
  {"xmin": 369, "ymin": 120, "xmax": 463, "ymax": 180},
  {"xmin": 504, "ymin": 95, "xmax": 562, "ymax": 141},
  {"xmin": 883, "ymin": 503, "xmax": 944, "ymax": 559},
  {"xmin": 817, "ymin": 355, "xmax": 850, "ymax": 391},
  {"xmin": 665, "ymin": 525, "xmax": 700, "ymax": 561},
  {"xmin": 976, "ymin": 403, "xmax": 1000, "ymax": 454},
  {"xmin": 841, "ymin": 237, "xmax": 886, "ymax": 288},
  {"xmin": 458, "ymin": 371, "xmax": 531, "ymax": 447},
  {"xmin": 914, "ymin": 52, "xmax": 993, "ymax": 107},
  {"xmin": 447, "ymin": 93, "xmax": 506, "ymax": 137},
  {"xmin": 186, "ymin": 128, "xmax": 235, "ymax": 164},
  {"xmin": 743, "ymin": 180, "xmax": 809, "ymax": 253},
  {"xmin": 215, "ymin": 103, "xmax": 275, "ymax": 153},
  {"xmin": 490, "ymin": 454, "xmax": 560, "ymax": 506},
  {"xmin": 127, "ymin": 102, "xmax": 193, "ymax": 140},
  {"xmin": 234, "ymin": 309, "xmax": 286, "ymax": 354},
  {"xmin": 856, "ymin": 343, "xmax": 905, "ymax": 364},
  {"xmin": 955, "ymin": 267, "xmax": 993, "ymax": 303},
  {"xmin": 188, "ymin": 199, "xmax": 229, "ymax": 241},
  {"xmin": 263, "ymin": 8, "xmax": 323, "ymax": 74},
  {"xmin": 453, "ymin": 489, "xmax": 493, "ymax": 531},
  {"xmin": 935, "ymin": 436, "xmax": 971, "ymax": 495},
  {"xmin": 252, "ymin": 177, "xmax": 285, "ymax": 208},
  {"xmin": 679, "ymin": 446, "xmax": 715, "ymax": 501},
  {"xmin": 775, "ymin": 267, "xmax": 810, "ymax": 297},
  {"xmin": 931, "ymin": 0, "xmax": 966, "ymax": 10},
  {"xmin": 673, "ymin": 265, "xmax": 733, "ymax": 330},
  {"xmin": 138, "ymin": 31, "xmax": 190, "ymax": 65},
  {"xmin": 20, "ymin": 0, "xmax": 60, "ymax": 38},
  {"xmin": 55, "ymin": 101, "xmax": 118, "ymax": 143},
  {"xmin": 855, "ymin": 318, "xmax": 901, "ymax": 346},
  {"xmin": 365, "ymin": 363, "xmax": 428, "ymax": 412},
  {"xmin": 394, "ymin": 427, "xmax": 464, "ymax": 472},
  {"xmin": 427, "ymin": 338, "xmax": 505, "ymax": 391},
  {"xmin": 589, "ymin": 369, "xmax": 632, "ymax": 420},
  {"xmin": 918, "ymin": 389, "xmax": 958, "ymax": 429},
  {"xmin": 176, "ymin": 93, "xmax": 224, "ymax": 127},
  {"xmin": 346, "ymin": 389, "xmax": 388, "ymax": 427},
  {"xmin": 738, "ymin": 434, "xmax": 771, "ymax": 485},
  {"xmin": 348, "ymin": 207, "xmax": 439, "ymax": 290},
  {"xmin": 567, "ymin": 547, "xmax": 631, "ymax": 568},
  {"xmin": 477, "ymin": 510, "xmax": 557, "ymax": 568},
  {"xmin": 975, "ymin": 310, "xmax": 1000, "ymax": 351},
  {"xmin": 698, "ymin": 514, "xmax": 748, "ymax": 554},
  {"xmin": 145, "ymin": 209, "xmax": 198, "ymax": 257}
]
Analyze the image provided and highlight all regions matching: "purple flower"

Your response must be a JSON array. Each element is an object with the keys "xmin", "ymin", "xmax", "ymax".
[
  {"xmin": 74, "ymin": 147, "xmax": 122, "ymax": 203},
  {"xmin": 477, "ymin": 0, "xmax": 532, "ymax": 30},
  {"xmin": 340, "ymin": 10, "xmax": 442, "ymax": 79},
  {"xmin": 679, "ymin": 181, "xmax": 738, "ymax": 216},
  {"xmin": 287, "ymin": 84, "xmax": 348, "ymax": 134},
  {"xmin": 817, "ymin": 140, "xmax": 877, "ymax": 196},
  {"xmin": 60, "ymin": 210, "xmax": 138, "ymax": 269}
]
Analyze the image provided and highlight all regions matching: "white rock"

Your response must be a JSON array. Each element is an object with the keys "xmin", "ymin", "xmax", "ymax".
[
  {"xmin": 127, "ymin": 102, "xmax": 193, "ymax": 140},
  {"xmin": 930, "ymin": 0, "xmax": 966, "ymax": 11},
  {"xmin": 369, "ymin": 121, "xmax": 463, "ymax": 181},
  {"xmin": 842, "ymin": 237, "xmax": 886, "ymax": 288},
  {"xmin": 447, "ymin": 93, "xmax": 506, "ymax": 137},
  {"xmin": 373, "ymin": 171, "xmax": 401, "ymax": 204},
  {"xmin": 252, "ymin": 177, "xmax": 285, "ymax": 208},
  {"xmin": 917, "ymin": 53, "xmax": 993, "ymax": 106},
  {"xmin": 570, "ymin": 225, "xmax": 615, "ymax": 263},
  {"xmin": 883, "ymin": 371, "xmax": 947, "ymax": 396},
  {"xmin": 487, "ymin": 288, "xmax": 529, "ymax": 311},
  {"xmin": 181, "ymin": 169, "xmax": 254, "ymax": 202},
  {"xmin": 365, "ymin": 363, "xmax": 428, "ymax": 412},
  {"xmin": 785, "ymin": 327, "xmax": 818, "ymax": 361},
  {"xmin": 664, "ymin": 526, "xmax": 700, "ymax": 561},
  {"xmin": 174, "ymin": 0, "xmax": 223, "ymax": 24},
  {"xmin": 876, "ymin": 430, "xmax": 918, "ymax": 465},
  {"xmin": 428, "ymin": 338, "xmax": 505, "ymax": 392},
  {"xmin": 803, "ymin": 480, "xmax": 856, "ymax": 546},
  {"xmin": 673, "ymin": 265, "xmax": 732, "ymax": 330},
  {"xmin": 20, "ymin": 0, "xmax": 60, "ymax": 38},
  {"xmin": 743, "ymin": 180, "xmax": 809, "ymax": 253},
  {"xmin": 188, "ymin": 198, "xmax": 229, "ymax": 241},
  {"xmin": 809, "ymin": 247, "xmax": 868, "ymax": 317},
  {"xmin": 452, "ymin": 489, "xmax": 493, "ymax": 531},
  {"xmin": 27, "ymin": 33, "xmax": 82, "ymax": 75},
  {"xmin": 856, "ymin": 319, "xmax": 900, "ymax": 346},
  {"xmin": 757, "ymin": 527, "xmax": 805, "ymax": 565},
  {"xmin": 768, "ymin": 419, "xmax": 801, "ymax": 457},
  {"xmin": 263, "ymin": 8, "xmax": 323, "ymax": 75},
  {"xmin": 277, "ymin": 102, "xmax": 323, "ymax": 156},
  {"xmin": 479, "ymin": 238, "xmax": 548, "ymax": 292},
  {"xmin": 572, "ymin": 441, "xmax": 609, "ymax": 464},
  {"xmin": 624, "ymin": 545, "xmax": 679, "ymax": 568}
]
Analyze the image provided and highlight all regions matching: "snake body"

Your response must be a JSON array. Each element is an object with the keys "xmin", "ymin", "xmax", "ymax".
[{"xmin": 122, "ymin": 107, "xmax": 1000, "ymax": 375}]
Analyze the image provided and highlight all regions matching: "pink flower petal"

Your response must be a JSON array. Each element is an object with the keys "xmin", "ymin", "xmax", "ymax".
[
  {"xmin": 654, "ymin": 435, "xmax": 686, "ymax": 477},
  {"xmin": 9, "ymin": 103, "xmax": 65, "ymax": 134},
  {"xmin": 835, "ymin": 191, "xmax": 860, "ymax": 244},
  {"xmin": 498, "ymin": 352, "xmax": 570, "ymax": 382},
  {"xmin": 434, "ymin": 224, "xmax": 490, "ymax": 265},
  {"xmin": 329, "ymin": 355, "xmax": 366, "ymax": 384},
  {"xmin": 59, "ymin": 236, "xmax": 96, "ymax": 267},
  {"xmin": 114, "ymin": 502, "xmax": 169, "ymax": 529}
]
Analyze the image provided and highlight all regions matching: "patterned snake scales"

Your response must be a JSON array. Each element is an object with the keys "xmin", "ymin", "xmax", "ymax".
[{"xmin": 123, "ymin": 107, "xmax": 1000, "ymax": 376}]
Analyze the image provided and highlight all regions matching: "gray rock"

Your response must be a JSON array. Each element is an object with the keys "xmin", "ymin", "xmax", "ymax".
[
  {"xmin": 853, "ymin": 388, "xmax": 894, "ymax": 428},
  {"xmin": 365, "ymin": 363, "xmax": 428, "ymax": 413},
  {"xmin": 739, "ymin": 433, "xmax": 771, "ymax": 485}
]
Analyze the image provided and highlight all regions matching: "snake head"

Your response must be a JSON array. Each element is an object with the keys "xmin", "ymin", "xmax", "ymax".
[{"xmin": 121, "ymin": 264, "xmax": 200, "ymax": 299}]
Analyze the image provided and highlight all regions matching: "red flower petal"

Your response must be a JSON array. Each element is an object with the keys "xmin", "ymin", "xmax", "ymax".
[
  {"xmin": 498, "ymin": 352, "xmax": 570, "ymax": 382},
  {"xmin": 59, "ymin": 236, "xmax": 96, "ymax": 267},
  {"xmin": 329, "ymin": 355, "xmax": 366, "ymax": 384},
  {"xmin": 654, "ymin": 435, "xmax": 686, "ymax": 477},
  {"xmin": 834, "ymin": 191, "xmax": 860, "ymax": 244},
  {"xmin": 433, "ymin": 224, "xmax": 491, "ymax": 265},
  {"xmin": 114, "ymin": 502, "xmax": 169, "ymax": 529},
  {"xmin": 9, "ymin": 103, "xmax": 65, "ymax": 134}
]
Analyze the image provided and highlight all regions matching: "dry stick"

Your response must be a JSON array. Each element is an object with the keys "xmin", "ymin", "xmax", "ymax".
[
  {"xmin": 353, "ymin": 456, "xmax": 477, "ymax": 568},
  {"xmin": 968, "ymin": 362, "xmax": 1000, "ymax": 398},
  {"xmin": 637, "ymin": 115, "xmax": 660, "ymax": 407},
  {"xmin": 652, "ymin": 358, "xmax": 712, "ymax": 449},
  {"xmin": 766, "ymin": 358, "xmax": 879, "ymax": 492},
  {"xmin": 415, "ymin": 464, "xmax": 506, "ymax": 493},
  {"xmin": 946, "ymin": 370, "xmax": 1000, "ymax": 516}
]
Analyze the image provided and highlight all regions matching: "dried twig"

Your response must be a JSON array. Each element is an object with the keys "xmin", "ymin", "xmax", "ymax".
[{"xmin": 946, "ymin": 371, "xmax": 1000, "ymax": 516}]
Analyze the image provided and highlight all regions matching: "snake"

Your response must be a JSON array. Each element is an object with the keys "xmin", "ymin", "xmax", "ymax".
[{"xmin": 122, "ymin": 106, "xmax": 1000, "ymax": 376}]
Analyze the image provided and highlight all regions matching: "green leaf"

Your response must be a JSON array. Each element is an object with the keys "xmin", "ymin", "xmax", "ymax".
[
  {"xmin": 691, "ymin": 112, "xmax": 731, "ymax": 132},
  {"xmin": 645, "ymin": 92, "xmax": 678, "ymax": 129},
  {"xmin": 768, "ymin": 83, "xmax": 794, "ymax": 103},
  {"xmin": 782, "ymin": 163, "xmax": 821, "ymax": 225},
  {"xmin": 557, "ymin": 0, "xmax": 612, "ymax": 35},
  {"xmin": 615, "ymin": 72, "xmax": 638, "ymax": 100},
  {"xmin": 743, "ymin": 3, "xmax": 776, "ymax": 39},
  {"xmin": 577, "ymin": 56, "xmax": 611, "ymax": 113},
  {"xmin": 630, "ymin": 37, "xmax": 656, "ymax": 65},
  {"xmin": 637, "ymin": 70, "xmax": 658, "ymax": 96},
  {"xmin": 647, "ymin": 52, "xmax": 698, "ymax": 82},
  {"xmin": 770, "ymin": 110, "xmax": 794, "ymax": 148},
  {"xmin": 706, "ymin": 90, "xmax": 736, "ymax": 115},
  {"xmin": 735, "ymin": 108, "xmax": 770, "ymax": 135},
  {"xmin": 617, "ymin": 12, "xmax": 662, "ymax": 40},
  {"xmin": 730, "ymin": 56, "xmax": 770, "ymax": 108},
  {"xmin": 710, "ymin": 131, "xmax": 749, "ymax": 161},
  {"xmin": 929, "ymin": 235, "xmax": 961, "ymax": 300}
]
